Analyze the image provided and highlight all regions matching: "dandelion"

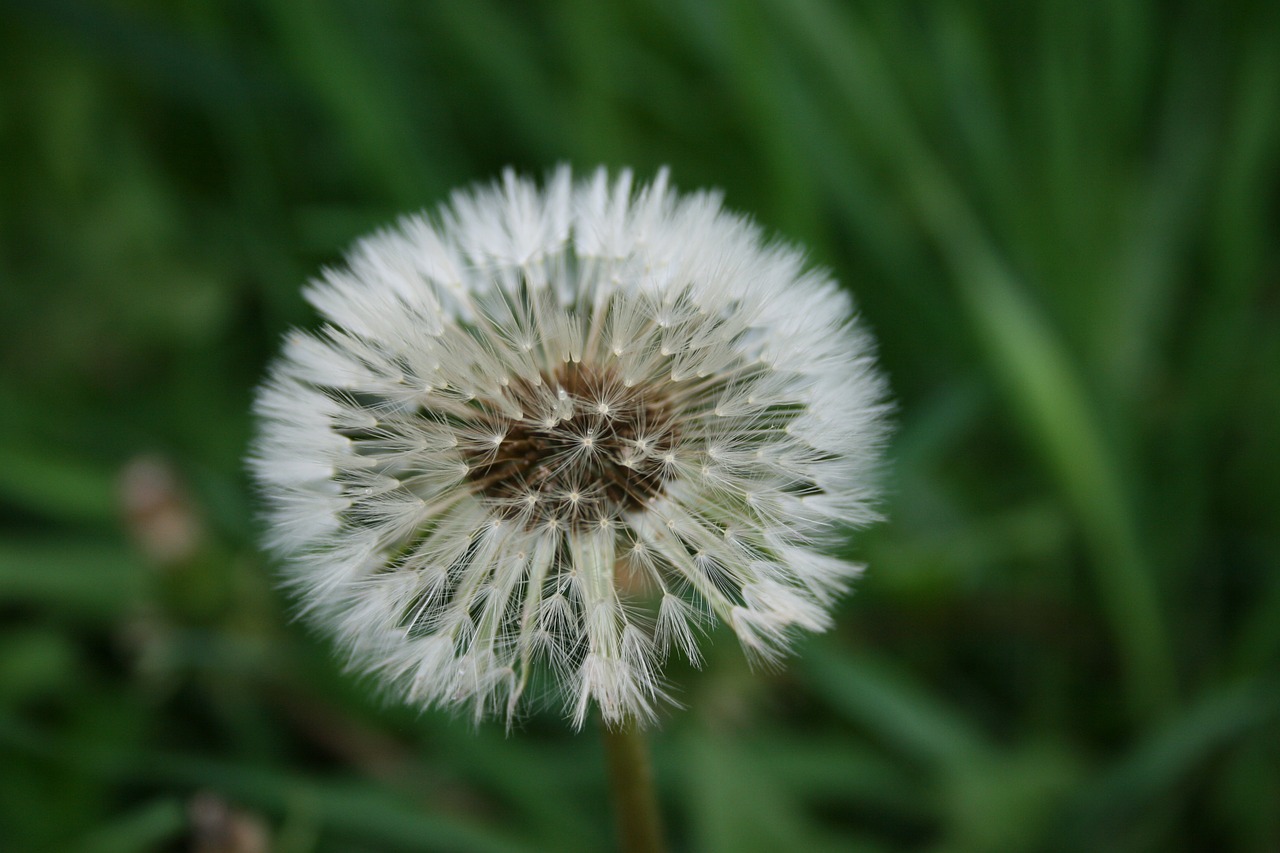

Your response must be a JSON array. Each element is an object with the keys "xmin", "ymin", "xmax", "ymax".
[{"xmin": 251, "ymin": 167, "xmax": 890, "ymax": 729}]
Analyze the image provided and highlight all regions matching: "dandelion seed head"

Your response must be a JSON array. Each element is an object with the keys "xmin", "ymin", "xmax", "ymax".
[{"xmin": 250, "ymin": 166, "xmax": 891, "ymax": 728}]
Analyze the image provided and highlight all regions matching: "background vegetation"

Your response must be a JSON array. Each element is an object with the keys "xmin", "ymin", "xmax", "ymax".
[{"xmin": 2, "ymin": 1, "xmax": 1278, "ymax": 851}]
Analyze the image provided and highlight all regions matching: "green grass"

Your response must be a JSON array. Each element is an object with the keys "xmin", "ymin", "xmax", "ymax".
[{"xmin": 2, "ymin": 0, "xmax": 1278, "ymax": 850}]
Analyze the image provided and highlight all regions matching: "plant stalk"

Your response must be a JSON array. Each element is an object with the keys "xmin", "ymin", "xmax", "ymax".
[{"xmin": 601, "ymin": 719, "xmax": 666, "ymax": 853}]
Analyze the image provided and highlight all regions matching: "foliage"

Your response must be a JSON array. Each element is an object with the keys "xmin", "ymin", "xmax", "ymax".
[{"xmin": 1, "ymin": 1, "xmax": 1277, "ymax": 850}]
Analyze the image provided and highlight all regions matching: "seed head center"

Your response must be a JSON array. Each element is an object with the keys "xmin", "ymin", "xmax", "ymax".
[{"xmin": 461, "ymin": 362, "xmax": 675, "ymax": 528}]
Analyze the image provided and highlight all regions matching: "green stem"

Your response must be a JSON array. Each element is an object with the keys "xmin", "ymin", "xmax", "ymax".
[{"xmin": 601, "ymin": 719, "xmax": 666, "ymax": 853}]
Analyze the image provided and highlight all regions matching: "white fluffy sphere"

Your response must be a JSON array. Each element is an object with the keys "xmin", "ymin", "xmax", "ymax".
[{"xmin": 251, "ymin": 167, "xmax": 890, "ymax": 727}]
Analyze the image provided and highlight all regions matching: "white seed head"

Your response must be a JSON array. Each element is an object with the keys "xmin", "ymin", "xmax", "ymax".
[{"xmin": 250, "ymin": 167, "xmax": 891, "ymax": 728}]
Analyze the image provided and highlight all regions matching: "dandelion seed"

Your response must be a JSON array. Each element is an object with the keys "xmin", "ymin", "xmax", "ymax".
[{"xmin": 250, "ymin": 167, "xmax": 890, "ymax": 728}]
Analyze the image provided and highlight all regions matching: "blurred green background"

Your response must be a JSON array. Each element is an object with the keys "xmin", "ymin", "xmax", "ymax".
[{"xmin": 2, "ymin": 1, "xmax": 1278, "ymax": 851}]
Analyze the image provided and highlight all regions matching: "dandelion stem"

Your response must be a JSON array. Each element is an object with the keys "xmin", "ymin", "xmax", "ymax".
[{"xmin": 601, "ymin": 718, "xmax": 666, "ymax": 853}]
